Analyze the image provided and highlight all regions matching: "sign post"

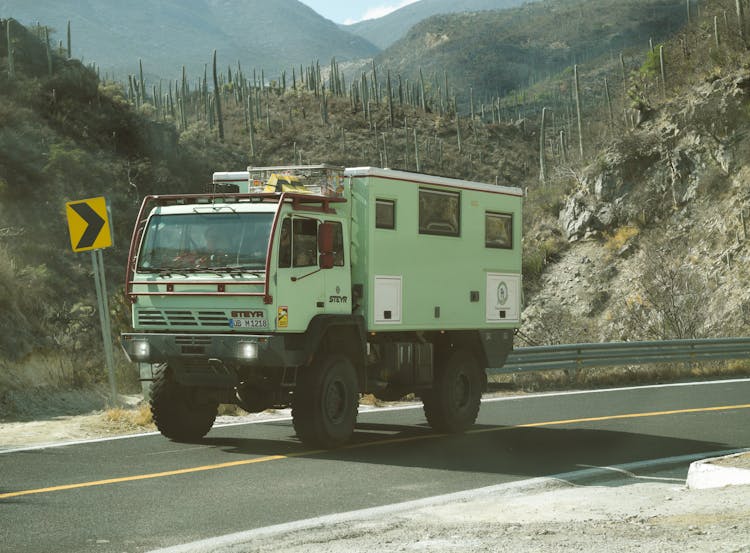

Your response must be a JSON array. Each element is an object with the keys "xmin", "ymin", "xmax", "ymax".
[{"xmin": 65, "ymin": 197, "xmax": 117, "ymax": 405}]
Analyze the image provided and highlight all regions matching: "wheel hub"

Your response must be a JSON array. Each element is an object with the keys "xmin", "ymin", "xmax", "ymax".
[{"xmin": 324, "ymin": 380, "xmax": 346, "ymax": 422}]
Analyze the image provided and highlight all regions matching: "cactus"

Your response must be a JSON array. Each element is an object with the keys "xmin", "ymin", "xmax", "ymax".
[
  {"xmin": 386, "ymin": 70, "xmax": 394, "ymax": 128},
  {"xmin": 659, "ymin": 45, "xmax": 666, "ymax": 97},
  {"xmin": 139, "ymin": 59, "xmax": 146, "ymax": 105},
  {"xmin": 414, "ymin": 128, "xmax": 421, "ymax": 172},
  {"xmin": 6, "ymin": 19, "xmax": 14, "ymax": 79},
  {"xmin": 573, "ymin": 64, "xmax": 584, "ymax": 158},
  {"xmin": 247, "ymin": 95, "xmax": 256, "ymax": 158},
  {"xmin": 737, "ymin": 0, "xmax": 746, "ymax": 42},
  {"xmin": 371, "ymin": 60, "xmax": 379, "ymax": 104},
  {"xmin": 604, "ymin": 77, "xmax": 614, "ymax": 126},
  {"xmin": 45, "ymin": 26, "xmax": 52, "ymax": 75},
  {"xmin": 419, "ymin": 68, "xmax": 426, "ymax": 111},
  {"xmin": 539, "ymin": 107, "xmax": 548, "ymax": 184},
  {"xmin": 66, "ymin": 20, "xmax": 71, "ymax": 59},
  {"xmin": 715, "ymin": 16, "xmax": 721, "ymax": 49},
  {"xmin": 321, "ymin": 84, "xmax": 328, "ymax": 124},
  {"xmin": 212, "ymin": 50, "xmax": 224, "ymax": 141},
  {"xmin": 456, "ymin": 111, "xmax": 462, "ymax": 154}
]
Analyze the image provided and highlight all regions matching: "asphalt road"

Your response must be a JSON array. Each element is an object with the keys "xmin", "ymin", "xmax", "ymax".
[{"xmin": 1, "ymin": 379, "xmax": 749, "ymax": 553}]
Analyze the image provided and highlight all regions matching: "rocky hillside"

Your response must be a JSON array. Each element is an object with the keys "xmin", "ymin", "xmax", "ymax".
[{"xmin": 522, "ymin": 66, "xmax": 750, "ymax": 346}]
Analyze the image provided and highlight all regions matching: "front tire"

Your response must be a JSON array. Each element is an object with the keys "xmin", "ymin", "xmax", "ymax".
[
  {"xmin": 150, "ymin": 365, "xmax": 218, "ymax": 442},
  {"xmin": 422, "ymin": 349, "xmax": 483, "ymax": 433},
  {"xmin": 292, "ymin": 354, "xmax": 359, "ymax": 448}
]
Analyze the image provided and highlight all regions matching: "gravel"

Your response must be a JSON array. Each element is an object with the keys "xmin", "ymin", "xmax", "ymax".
[{"xmin": 152, "ymin": 475, "xmax": 750, "ymax": 553}]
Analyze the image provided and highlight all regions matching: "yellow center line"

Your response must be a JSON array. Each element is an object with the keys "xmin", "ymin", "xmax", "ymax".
[
  {"xmin": 480, "ymin": 403, "xmax": 750, "ymax": 433},
  {"xmin": 1, "ymin": 402, "xmax": 749, "ymax": 501}
]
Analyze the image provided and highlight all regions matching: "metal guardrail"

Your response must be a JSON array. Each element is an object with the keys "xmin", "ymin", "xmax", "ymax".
[{"xmin": 492, "ymin": 337, "xmax": 750, "ymax": 374}]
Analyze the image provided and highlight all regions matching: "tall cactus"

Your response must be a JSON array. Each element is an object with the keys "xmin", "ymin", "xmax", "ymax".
[
  {"xmin": 714, "ymin": 16, "xmax": 721, "ymax": 49},
  {"xmin": 539, "ymin": 107, "xmax": 548, "ymax": 184},
  {"xmin": 386, "ymin": 70, "xmax": 394, "ymax": 128},
  {"xmin": 604, "ymin": 77, "xmax": 614, "ymax": 126},
  {"xmin": 139, "ymin": 59, "xmax": 146, "ymax": 105},
  {"xmin": 212, "ymin": 50, "xmax": 224, "ymax": 141},
  {"xmin": 66, "ymin": 20, "xmax": 71, "ymax": 59},
  {"xmin": 659, "ymin": 45, "xmax": 666, "ymax": 97},
  {"xmin": 44, "ymin": 26, "xmax": 52, "ymax": 75},
  {"xmin": 737, "ymin": 0, "xmax": 746, "ymax": 42},
  {"xmin": 7, "ymin": 19, "xmax": 15, "ymax": 79},
  {"xmin": 573, "ymin": 64, "xmax": 584, "ymax": 158}
]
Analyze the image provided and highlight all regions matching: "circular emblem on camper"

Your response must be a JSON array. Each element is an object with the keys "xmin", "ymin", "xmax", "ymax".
[
  {"xmin": 496, "ymin": 281, "xmax": 509, "ymax": 306},
  {"xmin": 335, "ymin": 285, "xmax": 341, "ymax": 294}
]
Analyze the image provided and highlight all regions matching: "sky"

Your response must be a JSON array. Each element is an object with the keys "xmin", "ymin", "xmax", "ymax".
[{"xmin": 299, "ymin": 0, "xmax": 420, "ymax": 25}]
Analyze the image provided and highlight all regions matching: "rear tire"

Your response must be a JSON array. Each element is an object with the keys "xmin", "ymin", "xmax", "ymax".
[
  {"xmin": 150, "ymin": 365, "xmax": 218, "ymax": 442},
  {"xmin": 292, "ymin": 354, "xmax": 359, "ymax": 448},
  {"xmin": 422, "ymin": 350, "xmax": 483, "ymax": 433}
]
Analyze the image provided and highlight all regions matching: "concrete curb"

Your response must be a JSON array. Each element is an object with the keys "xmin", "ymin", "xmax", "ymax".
[{"xmin": 686, "ymin": 451, "xmax": 750, "ymax": 489}]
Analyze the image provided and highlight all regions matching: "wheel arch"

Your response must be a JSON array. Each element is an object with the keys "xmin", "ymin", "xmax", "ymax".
[{"xmin": 304, "ymin": 314, "xmax": 368, "ymax": 390}]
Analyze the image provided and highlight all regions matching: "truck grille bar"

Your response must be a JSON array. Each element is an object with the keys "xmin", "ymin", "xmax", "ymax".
[{"xmin": 137, "ymin": 309, "xmax": 229, "ymax": 328}]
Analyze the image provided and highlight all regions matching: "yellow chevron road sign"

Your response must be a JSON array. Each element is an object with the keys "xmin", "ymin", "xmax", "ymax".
[{"xmin": 65, "ymin": 196, "xmax": 112, "ymax": 252}]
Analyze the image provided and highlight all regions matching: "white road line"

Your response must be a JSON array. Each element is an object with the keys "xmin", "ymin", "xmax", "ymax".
[
  {"xmin": 577, "ymin": 464, "xmax": 685, "ymax": 482},
  {"xmin": 1, "ymin": 377, "xmax": 748, "ymax": 454}
]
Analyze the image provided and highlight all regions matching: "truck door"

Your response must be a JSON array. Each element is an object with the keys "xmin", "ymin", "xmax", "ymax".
[
  {"xmin": 274, "ymin": 217, "xmax": 351, "ymax": 331},
  {"xmin": 274, "ymin": 217, "xmax": 324, "ymax": 332}
]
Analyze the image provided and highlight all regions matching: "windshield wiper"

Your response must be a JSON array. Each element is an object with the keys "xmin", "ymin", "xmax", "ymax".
[
  {"xmin": 208, "ymin": 266, "xmax": 265, "ymax": 277},
  {"xmin": 157, "ymin": 268, "xmax": 190, "ymax": 277}
]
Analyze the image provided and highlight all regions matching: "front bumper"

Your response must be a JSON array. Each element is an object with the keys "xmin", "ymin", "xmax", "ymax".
[{"xmin": 121, "ymin": 332, "xmax": 306, "ymax": 387}]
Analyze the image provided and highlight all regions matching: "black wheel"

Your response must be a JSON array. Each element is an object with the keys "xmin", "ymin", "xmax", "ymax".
[
  {"xmin": 150, "ymin": 365, "xmax": 218, "ymax": 441},
  {"xmin": 422, "ymin": 350, "xmax": 483, "ymax": 433},
  {"xmin": 292, "ymin": 354, "xmax": 359, "ymax": 448}
]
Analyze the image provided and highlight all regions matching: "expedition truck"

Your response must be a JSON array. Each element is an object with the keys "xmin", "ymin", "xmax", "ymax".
[{"xmin": 121, "ymin": 165, "xmax": 523, "ymax": 448}]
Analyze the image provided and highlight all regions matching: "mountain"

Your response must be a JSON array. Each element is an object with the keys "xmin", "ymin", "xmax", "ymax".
[
  {"xmin": 375, "ymin": 0, "xmax": 688, "ymax": 105},
  {"xmin": 0, "ymin": 0, "xmax": 378, "ymax": 81},
  {"xmin": 344, "ymin": 0, "xmax": 528, "ymax": 50}
]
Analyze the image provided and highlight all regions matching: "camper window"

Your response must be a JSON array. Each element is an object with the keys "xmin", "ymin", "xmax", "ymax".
[
  {"xmin": 376, "ymin": 199, "xmax": 396, "ymax": 229},
  {"xmin": 418, "ymin": 188, "xmax": 460, "ymax": 237},
  {"xmin": 485, "ymin": 212, "xmax": 513, "ymax": 249}
]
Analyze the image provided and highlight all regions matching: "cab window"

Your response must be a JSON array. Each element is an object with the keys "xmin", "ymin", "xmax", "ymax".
[{"xmin": 278, "ymin": 217, "xmax": 317, "ymax": 268}]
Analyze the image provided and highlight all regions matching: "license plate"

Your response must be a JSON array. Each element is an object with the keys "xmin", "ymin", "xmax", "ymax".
[{"xmin": 229, "ymin": 318, "xmax": 268, "ymax": 329}]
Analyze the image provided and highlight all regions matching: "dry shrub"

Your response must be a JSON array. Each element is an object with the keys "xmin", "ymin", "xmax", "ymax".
[
  {"xmin": 604, "ymin": 225, "xmax": 639, "ymax": 255},
  {"xmin": 101, "ymin": 403, "xmax": 154, "ymax": 431}
]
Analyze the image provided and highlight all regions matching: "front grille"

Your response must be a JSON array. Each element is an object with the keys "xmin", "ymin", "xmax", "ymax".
[
  {"xmin": 137, "ymin": 309, "xmax": 229, "ymax": 329},
  {"xmin": 197, "ymin": 311, "xmax": 230, "ymax": 326},
  {"xmin": 138, "ymin": 310, "xmax": 167, "ymax": 326},
  {"xmin": 166, "ymin": 310, "xmax": 199, "ymax": 326}
]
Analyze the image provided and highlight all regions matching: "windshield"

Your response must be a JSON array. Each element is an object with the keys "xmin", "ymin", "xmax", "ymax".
[{"xmin": 137, "ymin": 212, "xmax": 274, "ymax": 272}]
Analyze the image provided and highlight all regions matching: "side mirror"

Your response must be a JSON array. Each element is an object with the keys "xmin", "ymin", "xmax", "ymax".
[
  {"xmin": 318, "ymin": 222, "xmax": 336, "ymax": 270},
  {"xmin": 318, "ymin": 222, "xmax": 335, "ymax": 253},
  {"xmin": 319, "ymin": 253, "xmax": 335, "ymax": 270}
]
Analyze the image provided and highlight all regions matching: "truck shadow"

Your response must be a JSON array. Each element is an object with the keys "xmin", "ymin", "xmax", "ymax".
[{"xmin": 198, "ymin": 420, "xmax": 736, "ymax": 483}]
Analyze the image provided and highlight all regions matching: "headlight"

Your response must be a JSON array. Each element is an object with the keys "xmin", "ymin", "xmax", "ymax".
[
  {"xmin": 131, "ymin": 340, "xmax": 150, "ymax": 361},
  {"xmin": 237, "ymin": 342, "xmax": 259, "ymax": 360}
]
